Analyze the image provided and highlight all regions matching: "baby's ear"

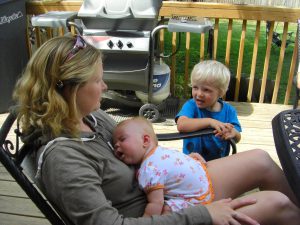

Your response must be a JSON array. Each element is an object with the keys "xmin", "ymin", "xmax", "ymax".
[{"xmin": 143, "ymin": 134, "xmax": 151, "ymax": 146}]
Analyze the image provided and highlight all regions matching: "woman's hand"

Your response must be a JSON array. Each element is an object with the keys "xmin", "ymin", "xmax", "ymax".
[{"xmin": 205, "ymin": 198, "xmax": 259, "ymax": 225}]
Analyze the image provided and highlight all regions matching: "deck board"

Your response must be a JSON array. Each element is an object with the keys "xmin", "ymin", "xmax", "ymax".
[
  {"xmin": 0, "ymin": 213, "xmax": 50, "ymax": 225},
  {"xmin": 0, "ymin": 102, "xmax": 293, "ymax": 224},
  {"xmin": 0, "ymin": 195, "xmax": 45, "ymax": 217}
]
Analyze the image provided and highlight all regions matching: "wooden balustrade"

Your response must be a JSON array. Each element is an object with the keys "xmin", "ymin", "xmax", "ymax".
[{"xmin": 25, "ymin": 1, "xmax": 300, "ymax": 105}]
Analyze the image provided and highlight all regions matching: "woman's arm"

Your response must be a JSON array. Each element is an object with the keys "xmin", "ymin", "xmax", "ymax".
[{"xmin": 143, "ymin": 189, "xmax": 165, "ymax": 217}]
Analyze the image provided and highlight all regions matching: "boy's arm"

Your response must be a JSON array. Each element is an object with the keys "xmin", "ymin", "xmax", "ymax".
[
  {"xmin": 233, "ymin": 128, "xmax": 241, "ymax": 142},
  {"xmin": 177, "ymin": 116, "xmax": 230, "ymax": 134},
  {"xmin": 177, "ymin": 116, "xmax": 217, "ymax": 132},
  {"xmin": 143, "ymin": 188, "xmax": 165, "ymax": 217}
]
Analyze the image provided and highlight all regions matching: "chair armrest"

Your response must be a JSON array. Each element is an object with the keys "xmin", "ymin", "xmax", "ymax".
[
  {"xmin": 272, "ymin": 109, "xmax": 300, "ymax": 203},
  {"xmin": 0, "ymin": 110, "xmax": 17, "ymax": 145},
  {"xmin": 157, "ymin": 128, "xmax": 237, "ymax": 155},
  {"xmin": 157, "ymin": 128, "xmax": 214, "ymax": 141}
]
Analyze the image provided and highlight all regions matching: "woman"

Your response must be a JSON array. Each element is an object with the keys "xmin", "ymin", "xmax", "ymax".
[{"xmin": 13, "ymin": 35, "xmax": 300, "ymax": 225}]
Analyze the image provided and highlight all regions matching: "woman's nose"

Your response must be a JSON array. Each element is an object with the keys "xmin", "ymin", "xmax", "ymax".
[{"xmin": 102, "ymin": 80, "xmax": 108, "ymax": 91}]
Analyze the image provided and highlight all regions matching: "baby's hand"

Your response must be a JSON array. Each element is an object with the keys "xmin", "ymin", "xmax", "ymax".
[
  {"xmin": 162, "ymin": 204, "xmax": 172, "ymax": 215},
  {"xmin": 189, "ymin": 152, "xmax": 207, "ymax": 165}
]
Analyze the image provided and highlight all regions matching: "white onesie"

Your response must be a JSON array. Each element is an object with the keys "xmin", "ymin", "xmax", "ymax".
[{"xmin": 137, "ymin": 146, "xmax": 214, "ymax": 211}]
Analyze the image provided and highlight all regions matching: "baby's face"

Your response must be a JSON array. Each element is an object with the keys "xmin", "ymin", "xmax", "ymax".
[{"xmin": 113, "ymin": 123, "xmax": 145, "ymax": 165}]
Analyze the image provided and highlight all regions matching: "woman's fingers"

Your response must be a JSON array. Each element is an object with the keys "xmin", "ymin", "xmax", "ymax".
[
  {"xmin": 205, "ymin": 198, "xmax": 259, "ymax": 225},
  {"xmin": 232, "ymin": 212, "xmax": 260, "ymax": 225},
  {"xmin": 229, "ymin": 198, "xmax": 257, "ymax": 210}
]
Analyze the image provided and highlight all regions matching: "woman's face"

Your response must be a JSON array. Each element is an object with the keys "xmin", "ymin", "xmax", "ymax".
[{"xmin": 76, "ymin": 62, "xmax": 107, "ymax": 117}]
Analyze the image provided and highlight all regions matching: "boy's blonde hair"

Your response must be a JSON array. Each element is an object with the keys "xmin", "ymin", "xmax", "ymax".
[{"xmin": 191, "ymin": 60, "xmax": 231, "ymax": 96}]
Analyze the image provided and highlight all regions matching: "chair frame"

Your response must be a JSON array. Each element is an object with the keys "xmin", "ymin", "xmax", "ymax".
[
  {"xmin": 0, "ymin": 111, "xmax": 67, "ymax": 225},
  {"xmin": 0, "ymin": 110, "xmax": 236, "ymax": 225},
  {"xmin": 292, "ymin": 19, "xmax": 300, "ymax": 109},
  {"xmin": 271, "ymin": 109, "xmax": 300, "ymax": 203}
]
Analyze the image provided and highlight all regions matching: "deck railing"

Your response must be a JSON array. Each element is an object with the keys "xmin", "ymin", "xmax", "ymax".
[{"xmin": 25, "ymin": 1, "xmax": 300, "ymax": 105}]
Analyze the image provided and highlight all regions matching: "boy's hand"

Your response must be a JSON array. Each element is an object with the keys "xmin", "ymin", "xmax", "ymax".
[
  {"xmin": 215, "ymin": 126, "xmax": 235, "ymax": 139},
  {"xmin": 215, "ymin": 127, "xmax": 241, "ymax": 143},
  {"xmin": 210, "ymin": 120, "xmax": 233, "ymax": 137}
]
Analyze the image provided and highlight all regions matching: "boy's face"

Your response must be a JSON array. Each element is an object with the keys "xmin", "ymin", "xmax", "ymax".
[
  {"xmin": 113, "ymin": 122, "xmax": 146, "ymax": 165},
  {"xmin": 191, "ymin": 82, "xmax": 220, "ymax": 109}
]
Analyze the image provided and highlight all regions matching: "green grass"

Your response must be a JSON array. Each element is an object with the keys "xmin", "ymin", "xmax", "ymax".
[{"xmin": 162, "ymin": 20, "xmax": 298, "ymax": 104}]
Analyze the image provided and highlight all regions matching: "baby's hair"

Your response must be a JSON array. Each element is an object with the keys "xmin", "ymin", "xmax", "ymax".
[
  {"xmin": 116, "ymin": 117, "xmax": 158, "ymax": 144},
  {"xmin": 191, "ymin": 60, "xmax": 231, "ymax": 96}
]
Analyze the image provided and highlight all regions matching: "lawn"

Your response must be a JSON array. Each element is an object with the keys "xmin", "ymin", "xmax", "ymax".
[{"xmin": 162, "ymin": 19, "xmax": 298, "ymax": 104}]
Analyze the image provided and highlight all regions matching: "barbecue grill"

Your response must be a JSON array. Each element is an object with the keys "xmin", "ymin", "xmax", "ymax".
[{"xmin": 31, "ymin": 0, "xmax": 213, "ymax": 122}]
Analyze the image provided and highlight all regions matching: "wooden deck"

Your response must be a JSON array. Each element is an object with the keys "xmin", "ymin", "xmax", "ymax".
[{"xmin": 0, "ymin": 102, "xmax": 293, "ymax": 224}]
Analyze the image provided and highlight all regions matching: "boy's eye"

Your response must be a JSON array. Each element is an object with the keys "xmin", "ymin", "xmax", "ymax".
[{"xmin": 203, "ymin": 87, "xmax": 213, "ymax": 92}]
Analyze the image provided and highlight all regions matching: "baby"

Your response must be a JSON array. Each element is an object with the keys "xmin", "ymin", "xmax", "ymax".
[{"xmin": 113, "ymin": 117, "xmax": 214, "ymax": 216}]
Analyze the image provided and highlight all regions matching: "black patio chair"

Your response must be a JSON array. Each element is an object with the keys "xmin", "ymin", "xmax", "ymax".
[
  {"xmin": 271, "ymin": 109, "xmax": 300, "ymax": 203},
  {"xmin": 292, "ymin": 19, "xmax": 300, "ymax": 109},
  {"xmin": 0, "ymin": 109, "xmax": 236, "ymax": 225}
]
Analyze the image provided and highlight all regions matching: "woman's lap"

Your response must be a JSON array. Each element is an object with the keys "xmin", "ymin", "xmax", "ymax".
[{"xmin": 207, "ymin": 149, "xmax": 274, "ymax": 200}]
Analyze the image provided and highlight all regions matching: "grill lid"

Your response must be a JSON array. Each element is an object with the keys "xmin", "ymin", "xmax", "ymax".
[{"xmin": 78, "ymin": 0, "xmax": 162, "ymax": 19}]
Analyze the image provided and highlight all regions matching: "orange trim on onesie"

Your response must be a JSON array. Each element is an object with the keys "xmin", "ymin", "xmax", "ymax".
[
  {"xmin": 144, "ymin": 184, "xmax": 165, "ymax": 194},
  {"xmin": 192, "ymin": 158, "xmax": 215, "ymax": 205},
  {"xmin": 142, "ymin": 146, "xmax": 158, "ymax": 163}
]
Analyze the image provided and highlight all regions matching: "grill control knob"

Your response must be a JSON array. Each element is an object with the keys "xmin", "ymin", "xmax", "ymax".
[
  {"xmin": 117, "ymin": 40, "xmax": 123, "ymax": 49},
  {"xmin": 107, "ymin": 40, "xmax": 114, "ymax": 49},
  {"xmin": 127, "ymin": 42, "xmax": 133, "ymax": 48}
]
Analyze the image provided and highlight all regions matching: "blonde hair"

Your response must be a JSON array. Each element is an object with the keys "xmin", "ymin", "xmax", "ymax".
[
  {"xmin": 191, "ymin": 60, "xmax": 231, "ymax": 96},
  {"xmin": 116, "ymin": 117, "xmax": 158, "ymax": 145},
  {"xmin": 13, "ymin": 36, "xmax": 102, "ymax": 139}
]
